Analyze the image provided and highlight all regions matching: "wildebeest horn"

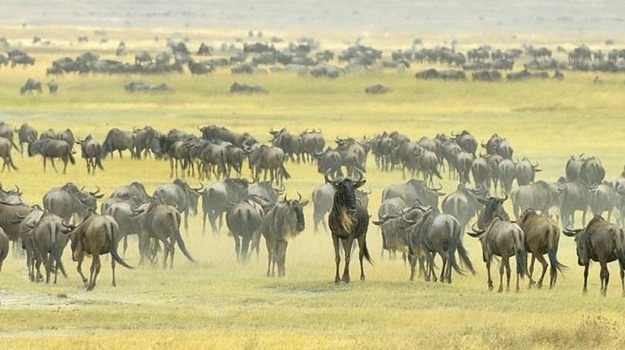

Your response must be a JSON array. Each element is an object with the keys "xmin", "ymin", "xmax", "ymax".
[
  {"xmin": 192, "ymin": 182, "xmax": 204, "ymax": 191},
  {"xmin": 324, "ymin": 171, "xmax": 334, "ymax": 184},
  {"xmin": 61, "ymin": 218, "xmax": 75, "ymax": 229},
  {"xmin": 14, "ymin": 184, "xmax": 21, "ymax": 196},
  {"xmin": 297, "ymin": 192, "xmax": 302, "ymax": 201},
  {"xmin": 361, "ymin": 188, "xmax": 372, "ymax": 195},
  {"xmin": 562, "ymin": 226, "xmax": 581, "ymax": 237},
  {"xmin": 466, "ymin": 222, "xmax": 485, "ymax": 237},
  {"xmin": 502, "ymin": 193, "xmax": 508, "ymax": 201},
  {"xmin": 481, "ymin": 140, "xmax": 487, "ymax": 147},
  {"xmin": 401, "ymin": 212, "xmax": 419, "ymax": 225}
]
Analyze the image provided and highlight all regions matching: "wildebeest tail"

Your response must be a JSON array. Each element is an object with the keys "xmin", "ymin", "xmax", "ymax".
[
  {"xmin": 362, "ymin": 239, "xmax": 373, "ymax": 265},
  {"xmin": 456, "ymin": 239, "xmax": 476, "ymax": 275},
  {"xmin": 514, "ymin": 228, "xmax": 526, "ymax": 277},
  {"xmin": 169, "ymin": 212, "xmax": 196, "ymax": 263},
  {"xmin": 433, "ymin": 166, "xmax": 442, "ymax": 180},
  {"xmin": 8, "ymin": 155, "xmax": 18, "ymax": 170},
  {"xmin": 50, "ymin": 225, "xmax": 68, "ymax": 278},
  {"xmin": 107, "ymin": 222, "xmax": 134, "ymax": 269},
  {"xmin": 68, "ymin": 151, "xmax": 76, "ymax": 165},
  {"xmin": 446, "ymin": 220, "xmax": 465, "ymax": 276},
  {"xmin": 95, "ymin": 156, "xmax": 104, "ymax": 170},
  {"xmin": 547, "ymin": 225, "xmax": 567, "ymax": 275},
  {"xmin": 280, "ymin": 163, "xmax": 291, "ymax": 180}
]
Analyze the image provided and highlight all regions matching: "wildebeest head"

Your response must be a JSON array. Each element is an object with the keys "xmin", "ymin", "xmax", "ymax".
[
  {"xmin": 324, "ymin": 172, "xmax": 366, "ymax": 213},
  {"xmin": 477, "ymin": 193, "xmax": 508, "ymax": 228},
  {"xmin": 281, "ymin": 193, "xmax": 309, "ymax": 233}
]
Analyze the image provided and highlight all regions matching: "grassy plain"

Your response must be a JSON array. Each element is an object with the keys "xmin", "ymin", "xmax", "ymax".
[{"xmin": 1, "ymin": 26, "xmax": 625, "ymax": 349}]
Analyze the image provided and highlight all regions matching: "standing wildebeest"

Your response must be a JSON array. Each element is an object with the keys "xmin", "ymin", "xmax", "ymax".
[
  {"xmin": 314, "ymin": 148, "xmax": 344, "ymax": 178},
  {"xmin": 468, "ymin": 217, "xmax": 527, "ymax": 292},
  {"xmin": 47, "ymin": 80, "xmax": 58, "ymax": 94},
  {"xmin": 442, "ymin": 183, "xmax": 485, "ymax": 232},
  {"xmin": 559, "ymin": 179, "xmax": 591, "ymax": 228},
  {"xmin": 248, "ymin": 145, "xmax": 291, "ymax": 185},
  {"xmin": 518, "ymin": 209, "xmax": 567, "ymax": 289},
  {"xmin": 27, "ymin": 138, "xmax": 75, "ymax": 174},
  {"xmin": 18, "ymin": 205, "xmax": 44, "ymax": 281},
  {"xmin": 565, "ymin": 154, "xmax": 585, "ymax": 182},
  {"xmin": 76, "ymin": 135, "xmax": 104, "ymax": 175},
  {"xmin": 515, "ymin": 157, "xmax": 541, "ymax": 187},
  {"xmin": 24, "ymin": 211, "xmax": 72, "ymax": 284},
  {"xmin": 0, "ymin": 137, "xmax": 18, "ymax": 172},
  {"xmin": 496, "ymin": 158, "xmax": 516, "ymax": 194},
  {"xmin": 326, "ymin": 173, "xmax": 372, "ymax": 283},
  {"xmin": 201, "ymin": 178, "xmax": 249, "ymax": 234},
  {"xmin": 590, "ymin": 181, "xmax": 620, "ymax": 222},
  {"xmin": 381, "ymin": 179, "xmax": 445, "ymax": 208},
  {"xmin": 0, "ymin": 201, "xmax": 32, "ymax": 257},
  {"xmin": 101, "ymin": 128, "xmax": 136, "ymax": 158},
  {"xmin": 476, "ymin": 194, "xmax": 510, "ymax": 230},
  {"xmin": 299, "ymin": 129, "xmax": 325, "ymax": 163},
  {"xmin": 510, "ymin": 180, "xmax": 561, "ymax": 219},
  {"xmin": 405, "ymin": 207, "xmax": 475, "ymax": 283},
  {"xmin": 579, "ymin": 156, "xmax": 605, "ymax": 186},
  {"xmin": 133, "ymin": 126, "xmax": 160, "ymax": 159},
  {"xmin": 312, "ymin": 183, "xmax": 370, "ymax": 233},
  {"xmin": 69, "ymin": 212, "xmax": 133, "ymax": 290},
  {"xmin": 132, "ymin": 202, "xmax": 196, "ymax": 268},
  {"xmin": 226, "ymin": 198, "xmax": 264, "ymax": 262},
  {"xmin": 20, "ymin": 78, "xmax": 42, "ymax": 95},
  {"xmin": 563, "ymin": 215, "xmax": 625, "ymax": 296},
  {"xmin": 270, "ymin": 128, "xmax": 301, "ymax": 162},
  {"xmin": 43, "ymin": 183, "xmax": 103, "ymax": 222},
  {"xmin": 452, "ymin": 130, "xmax": 478, "ymax": 156},
  {"xmin": 261, "ymin": 194, "xmax": 308, "ymax": 277},
  {"xmin": 153, "ymin": 179, "xmax": 202, "ymax": 233},
  {"xmin": 16, "ymin": 123, "xmax": 37, "ymax": 155},
  {"xmin": 0, "ymin": 228, "xmax": 8, "ymax": 281}
]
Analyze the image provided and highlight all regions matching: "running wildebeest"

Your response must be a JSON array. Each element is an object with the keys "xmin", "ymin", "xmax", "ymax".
[
  {"xmin": 69, "ymin": 212, "xmax": 133, "ymax": 291},
  {"xmin": 563, "ymin": 215, "xmax": 625, "ymax": 296},
  {"xmin": 260, "ymin": 194, "xmax": 308, "ymax": 277},
  {"xmin": 326, "ymin": 172, "xmax": 372, "ymax": 283},
  {"xmin": 517, "ymin": 209, "xmax": 567, "ymax": 289},
  {"xmin": 468, "ymin": 217, "xmax": 527, "ymax": 292}
]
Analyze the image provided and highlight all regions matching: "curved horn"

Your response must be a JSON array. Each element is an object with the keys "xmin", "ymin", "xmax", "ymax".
[
  {"xmin": 14, "ymin": 184, "xmax": 21, "ymax": 195},
  {"xmin": 297, "ymin": 192, "xmax": 302, "ymax": 202},
  {"xmin": 466, "ymin": 222, "xmax": 485, "ymax": 237},
  {"xmin": 401, "ymin": 212, "xmax": 419, "ymax": 225},
  {"xmin": 502, "ymin": 192, "xmax": 508, "ymax": 201},
  {"xmin": 324, "ymin": 171, "xmax": 334, "ymax": 184},
  {"xmin": 192, "ymin": 182, "xmax": 204, "ymax": 191},
  {"xmin": 481, "ymin": 140, "xmax": 487, "ymax": 147},
  {"xmin": 562, "ymin": 226, "xmax": 581, "ymax": 237}
]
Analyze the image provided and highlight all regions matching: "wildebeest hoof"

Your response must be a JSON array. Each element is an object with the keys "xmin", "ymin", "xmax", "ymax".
[
  {"xmin": 537, "ymin": 282, "xmax": 543, "ymax": 289},
  {"xmin": 498, "ymin": 286, "xmax": 503, "ymax": 293}
]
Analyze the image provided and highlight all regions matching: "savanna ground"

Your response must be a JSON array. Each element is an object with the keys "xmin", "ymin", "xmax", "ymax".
[{"xmin": 1, "ymin": 23, "xmax": 625, "ymax": 349}]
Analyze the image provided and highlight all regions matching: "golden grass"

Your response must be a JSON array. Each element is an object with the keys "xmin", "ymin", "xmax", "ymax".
[{"xmin": 1, "ymin": 25, "xmax": 625, "ymax": 349}]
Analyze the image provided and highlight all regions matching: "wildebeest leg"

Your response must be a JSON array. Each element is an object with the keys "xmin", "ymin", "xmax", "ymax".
[
  {"xmin": 42, "ymin": 157, "xmax": 47, "ymax": 172},
  {"xmin": 486, "ymin": 257, "xmax": 493, "ymax": 290},
  {"xmin": 620, "ymin": 263, "xmax": 625, "ymax": 297},
  {"xmin": 534, "ymin": 253, "xmax": 549, "ymax": 289},
  {"xmin": 265, "ymin": 238, "xmax": 273, "ymax": 277},
  {"xmin": 76, "ymin": 253, "xmax": 88, "ymax": 286},
  {"xmin": 341, "ymin": 238, "xmax": 353, "ymax": 283},
  {"xmin": 62, "ymin": 158, "xmax": 68, "ymax": 174},
  {"xmin": 184, "ymin": 211, "xmax": 189, "ymax": 234},
  {"xmin": 276, "ymin": 241, "xmax": 288, "ymax": 277},
  {"xmin": 241, "ymin": 237, "xmax": 251, "ymax": 263},
  {"xmin": 583, "ymin": 263, "xmax": 589, "ymax": 294},
  {"xmin": 332, "ymin": 234, "xmax": 341, "ymax": 284},
  {"xmin": 169, "ymin": 158, "xmax": 174, "ymax": 178},
  {"xmin": 169, "ymin": 240, "xmax": 175, "ymax": 269},
  {"xmin": 111, "ymin": 252, "xmax": 116, "ymax": 287},
  {"xmin": 233, "ymin": 234, "xmax": 241, "ymax": 262},
  {"xmin": 34, "ymin": 256, "xmax": 44, "ymax": 283},
  {"xmin": 357, "ymin": 235, "xmax": 366, "ymax": 281},
  {"xmin": 50, "ymin": 157, "xmax": 59, "ymax": 172},
  {"xmin": 88, "ymin": 255, "xmax": 101, "ymax": 291},
  {"xmin": 498, "ymin": 258, "xmax": 507, "ymax": 293},
  {"xmin": 600, "ymin": 261, "xmax": 609, "ymax": 297},
  {"xmin": 528, "ymin": 255, "xmax": 536, "ymax": 287},
  {"xmin": 408, "ymin": 248, "xmax": 418, "ymax": 281}
]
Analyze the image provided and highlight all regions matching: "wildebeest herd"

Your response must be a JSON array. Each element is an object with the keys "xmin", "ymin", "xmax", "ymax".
[{"xmin": 1, "ymin": 121, "xmax": 625, "ymax": 297}]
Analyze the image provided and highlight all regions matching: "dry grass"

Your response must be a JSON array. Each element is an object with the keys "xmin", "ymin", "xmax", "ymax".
[{"xmin": 1, "ymin": 25, "xmax": 625, "ymax": 349}]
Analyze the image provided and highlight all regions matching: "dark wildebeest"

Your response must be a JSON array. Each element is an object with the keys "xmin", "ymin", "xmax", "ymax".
[
  {"xmin": 314, "ymin": 148, "xmax": 344, "ymax": 178},
  {"xmin": 132, "ymin": 202, "xmax": 196, "ymax": 268},
  {"xmin": 563, "ymin": 215, "xmax": 625, "ymax": 296},
  {"xmin": 495, "ymin": 158, "xmax": 516, "ymax": 194},
  {"xmin": 476, "ymin": 194, "xmax": 510, "ymax": 230},
  {"xmin": 153, "ymin": 179, "xmax": 202, "ymax": 233},
  {"xmin": 248, "ymin": 145, "xmax": 291, "ymax": 185},
  {"xmin": 455, "ymin": 151, "xmax": 473, "ymax": 184},
  {"xmin": 47, "ymin": 80, "xmax": 58, "ymax": 94},
  {"xmin": 515, "ymin": 157, "xmax": 541, "ymax": 187},
  {"xmin": 405, "ymin": 207, "xmax": 475, "ymax": 283},
  {"xmin": 43, "ymin": 183, "xmax": 103, "ymax": 222},
  {"xmin": 579, "ymin": 156, "xmax": 605, "ymax": 186},
  {"xmin": 24, "ymin": 211, "xmax": 72, "ymax": 284},
  {"xmin": 565, "ymin": 154, "xmax": 584, "ymax": 182},
  {"xmin": 299, "ymin": 129, "xmax": 325, "ymax": 163},
  {"xmin": 18, "ymin": 204, "xmax": 44, "ymax": 281},
  {"xmin": 311, "ymin": 183, "xmax": 370, "ymax": 233},
  {"xmin": 76, "ymin": 135, "xmax": 104, "ymax": 175},
  {"xmin": 0, "ymin": 200, "xmax": 32, "ymax": 257},
  {"xmin": 226, "ymin": 198, "xmax": 265, "ymax": 263},
  {"xmin": 517, "ymin": 209, "xmax": 566, "ymax": 289},
  {"xmin": 468, "ymin": 216, "xmax": 527, "ymax": 292},
  {"xmin": 27, "ymin": 138, "xmax": 75, "ymax": 174},
  {"xmin": 16, "ymin": 123, "xmax": 38, "ymax": 156},
  {"xmin": 326, "ymin": 172, "xmax": 372, "ymax": 283},
  {"xmin": 374, "ymin": 197, "xmax": 410, "ymax": 259},
  {"xmin": 201, "ymin": 178, "xmax": 249, "ymax": 235},
  {"xmin": 260, "ymin": 194, "xmax": 308, "ymax": 277},
  {"xmin": 471, "ymin": 156, "xmax": 492, "ymax": 191},
  {"xmin": 0, "ymin": 137, "xmax": 18, "ymax": 172},
  {"xmin": 20, "ymin": 78, "xmax": 42, "ymax": 95},
  {"xmin": 452, "ymin": 130, "xmax": 477, "ymax": 156},
  {"xmin": 133, "ymin": 126, "xmax": 160, "ymax": 159},
  {"xmin": 0, "ymin": 228, "xmax": 8, "ymax": 281},
  {"xmin": 510, "ymin": 180, "xmax": 561, "ymax": 220},
  {"xmin": 69, "ymin": 212, "xmax": 133, "ymax": 291},
  {"xmin": 102, "ymin": 128, "xmax": 136, "ymax": 158}
]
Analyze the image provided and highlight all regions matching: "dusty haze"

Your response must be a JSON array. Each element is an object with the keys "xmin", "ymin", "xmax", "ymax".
[{"xmin": 3, "ymin": 0, "xmax": 625, "ymax": 37}]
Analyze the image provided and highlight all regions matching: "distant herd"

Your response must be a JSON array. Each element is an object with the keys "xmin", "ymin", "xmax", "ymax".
[{"xmin": 1, "ymin": 121, "xmax": 625, "ymax": 296}]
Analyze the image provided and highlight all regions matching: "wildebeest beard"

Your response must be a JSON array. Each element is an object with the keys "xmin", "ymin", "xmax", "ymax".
[{"xmin": 335, "ymin": 181, "xmax": 358, "ymax": 233}]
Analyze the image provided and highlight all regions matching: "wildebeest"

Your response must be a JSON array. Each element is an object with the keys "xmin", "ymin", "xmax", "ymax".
[
  {"xmin": 43, "ymin": 182, "xmax": 103, "ymax": 222},
  {"xmin": 24, "ymin": 211, "xmax": 72, "ymax": 284},
  {"xmin": 515, "ymin": 157, "xmax": 541, "ymax": 187},
  {"xmin": 248, "ymin": 145, "xmax": 290, "ymax": 185},
  {"xmin": 0, "ymin": 200, "xmax": 32, "ymax": 256},
  {"xmin": 226, "ymin": 198, "xmax": 264, "ymax": 262},
  {"xmin": 441, "ymin": 183, "xmax": 485, "ymax": 232},
  {"xmin": 381, "ymin": 179, "xmax": 445, "ymax": 208},
  {"xmin": 270, "ymin": 128, "xmax": 302, "ymax": 163},
  {"xmin": 510, "ymin": 180, "xmax": 561, "ymax": 219},
  {"xmin": 468, "ymin": 217, "xmax": 527, "ymax": 292},
  {"xmin": 579, "ymin": 156, "xmax": 605, "ymax": 186},
  {"xmin": 16, "ymin": 123, "xmax": 38, "ymax": 155},
  {"xmin": 299, "ymin": 129, "xmax": 325, "ymax": 163},
  {"xmin": 559, "ymin": 179, "xmax": 591, "ymax": 228},
  {"xmin": 20, "ymin": 78, "xmax": 42, "ymax": 95},
  {"xmin": 452, "ymin": 130, "xmax": 478, "ymax": 156},
  {"xmin": 495, "ymin": 158, "xmax": 516, "ymax": 194},
  {"xmin": 153, "ymin": 179, "xmax": 202, "ymax": 233},
  {"xmin": 563, "ymin": 215, "xmax": 625, "ymax": 296},
  {"xmin": 311, "ymin": 183, "xmax": 370, "ymax": 233},
  {"xmin": 18, "ymin": 204, "xmax": 44, "ymax": 281},
  {"xmin": 260, "ymin": 194, "xmax": 308, "ymax": 277},
  {"xmin": 201, "ymin": 178, "xmax": 249, "ymax": 234},
  {"xmin": 132, "ymin": 202, "xmax": 196, "ymax": 268},
  {"xmin": 76, "ymin": 135, "xmax": 104, "ymax": 175},
  {"xmin": 590, "ymin": 181, "xmax": 620, "ymax": 222},
  {"xmin": 133, "ymin": 126, "xmax": 160, "ymax": 159},
  {"xmin": 517, "ymin": 209, "xmax": 567, "ymax": 289},
  {"xmin": 0, "ymin": 137, "xmax": 18, "ymax": 172},
  {"xmin": 101, "ymin": 128, "xmax": 136, "ymax": 158},
  {"xmin": 69, "ymin": 212, "xmax": 133, "ymax": 290},
  {"xmin": 565, "ymin": 154, "xmax": 585, "ymax": 182},
  {"xmin": 314, "ymin": 148, "xmax": 343, "ymax": 178},
  {"xmin": 374, "ymin": 197, "xmax": 411, "ymax": 259},
  {"xmin": 405, "ymin": 207, "xmax": 475, "ymax": 283},
  {"xmin": 27, "ymin": 138, "xmax": 75, "ymax": 174},
  {"xmin": 326, "ymin": 173, "xmax": 372, "ymax": 283},
  {"xmin": 47, "ymin": 80, "xmax": 58, "ymax": 94}
]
